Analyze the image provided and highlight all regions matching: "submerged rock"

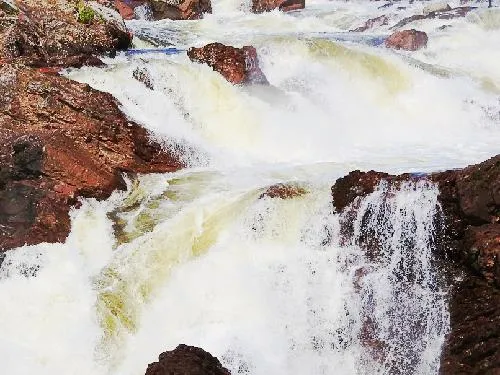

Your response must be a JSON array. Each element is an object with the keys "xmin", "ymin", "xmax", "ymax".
[
  {"xmin": 260, "ymin": 183, "xmax": 307, "ymax": 199},
  {"xmin": 385, "ymin": 29, "xmax": 428, "ymax": 51},
  {"xmin": 187, "ymin": 43, "xmax": 268, "ymax": 85},
  {"xmin": 0, "ymin": 0, "xmax": 131, "ymax": 68},
  {"xmin": 145, "ymin": 344, "xmax": 231, "ymax": 375},
  {"xmin": 251, "ymin": 0, "xmax": 304, "ymax": 13},
  {"xmin": 330, "ymin": 154, "xmax": 500, "ymax": 374},
  {"xmin": 350, "ymin": 15, "xmax": 388, "ymax": 32},
  {"xmin": 0, "ymin": 64, "xmax": 182, "ymax": 251},
  {"xmin": 391, "ymin": 6, "xmax": 476, "ymax": 29}
]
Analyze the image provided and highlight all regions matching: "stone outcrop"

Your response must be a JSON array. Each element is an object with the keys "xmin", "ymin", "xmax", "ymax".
[
  {"xmin": 113, "ymin": 0, "xmax": 211, "ymax": 20},
  {"xmin": 0, "ymin": 64, "xmax": 182, "ymax": 251},
  {"xmin": 350, "ymin": 15, "xmax": 388, "ymax": 32},
  {"xmin": 391, "ymin": 6, "xmax": 476, "ymax": 29},
  {"xmin": 251, "ymin": 0, "xmax": 304, "ymax": 13},
  {"xmin": 0, "ymin": 0, "xmax": 131, "ymax": 68},
  {"xmin": 385, "ymin": 29, "xmax": 428, "ymax": 51},
  {"xmin": 145, "ymin": 345, "xmax": 231, "ymax": 375},
  {"xmin": 187, "ymin": 43, "xmax": 268, "ymax": 85},
  {"xmin": 330, "ymin": 155, "xmax": 500, "ymax": 375}
]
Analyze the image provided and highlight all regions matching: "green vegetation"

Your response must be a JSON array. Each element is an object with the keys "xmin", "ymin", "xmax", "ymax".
[{"xmin": 76, "ymin": 1, "xmax": 95, "ymax": 24}]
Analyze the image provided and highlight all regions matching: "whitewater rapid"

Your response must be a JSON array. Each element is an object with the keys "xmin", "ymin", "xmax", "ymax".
[{"xmin": 1, "ymin": 1, "xmax": 499, "ymax": 374}]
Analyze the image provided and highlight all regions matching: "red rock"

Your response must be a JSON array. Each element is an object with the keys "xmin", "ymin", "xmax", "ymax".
[
  {"xmin": 351, "ymin": 15, "xmax": 388, "ymax": 32},
  {"xmin": 259, "ymin": 183, "xmax": 307, "ymax": 199},
  {"xmin": 0, "ymin": 0, "xmax": 131, "ymax": 68},
  {"xmin": 187, "ymin": 43, "xmax": 268, "ymax": 85},
  {"xmin": 0, "ymin": 64, "xmax": 182, "ymax": 251},
  {"xmin": 385, "ymin": 29, "xmax": 428, "ymax": 51},
  {"xmin": 114, "ymin": 0, "xmax": 148, "ymax": 20},
  {"xmin": 252, "ymin": 0, "xmax": 304, "ymax": 13},
  {"xmin": 145, "ymin": 344, "xmax": 231, "ymax": 375}
]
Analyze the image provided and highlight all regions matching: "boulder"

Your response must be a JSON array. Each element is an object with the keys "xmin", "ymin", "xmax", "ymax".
[
  {"xmin": 350, "ymin": 15, "xmax": 388, "ymax": 32},
  {"xmin": 187, "ymin": 43, "xmax": 268, "ymax": 85},
  {"xmin": 330, "ymin": 154, "xmax": 500, "ymax": 375},
  {"xmin": 423, "ymin": 2, "xmax": 451, "ymax": 16},
  {"xmin": 251, "ymin": 0, "xmax": 304, "ymax": 13},
  {"xmin": 149, "ymin": 0, "xmax": 211, "ymax": 20},
  {"xmin": 385, "ymin": 29, "xmax": 428, "ymax": 51},
  {"xmin": 0, "ymin": 0, "xmax": 131, "ymax": 68},
  {"xmin": 113, "ymin": 0, "xmax": 148, "ymax": 20},
  {"xmin": 0, "ymin": 63, "xmax": 181, "ymax": 251},
  {"xmin": 145, "ymin": 344, "xmax": 231, "ymax": 375}
]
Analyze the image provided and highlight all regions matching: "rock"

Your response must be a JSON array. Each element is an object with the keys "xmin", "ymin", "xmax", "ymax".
[
  {"xmin": 350, "ymin": 15, "xmax": 388, "ymax": 32},
  {"xmin": 251, "ymin": 0, "xmax": 304, "ymax": 13},
  {"xmin": 0, "ymin": 63, "xmax": 182, "ymax": 251},
  {"xmin": 187, "ymin": 43, "xmax": 268, "ymax": 85},
  {"xmin": 0, "ymin": 0, "xmax": 131, "ymax": 68},
  {"xmin": 260, "ymin": 183, "xmax": 307, "ymax": 199},
  {"xmin": 423, "ymin": 2, "xmax": 451, "ymax": 15},
  {"xmin": 391, "ymin": 6, "xmax": 476, "ymax": 29},
  {"xmin": 330, "ymin": 154, "xmax": 500, "ymax": 375},
  {"xmin": 113, "ymin": 0, "xmax": 148, "ymax": 19},
  {"xmin": 385, "ymin": 29, "xmax": 428, "ymax": 51},
  {"xmin": 149, "ymin": 0, "xmax": 212, "ymax": 20},
  {"xmin": 145, "ymin": 344, "xmax": 231, "ymax": 375}
]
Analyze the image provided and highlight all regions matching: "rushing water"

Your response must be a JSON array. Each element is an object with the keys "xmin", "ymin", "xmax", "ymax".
[{"xmin": 1, "ymin": 1, "xmax": 500, "ymax": 374}]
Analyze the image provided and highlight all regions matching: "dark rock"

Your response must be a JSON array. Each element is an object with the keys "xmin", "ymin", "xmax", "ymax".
[
  {"xmin": 0, "ymin": 0, "xmax": 132, "ymax": 68},
  {"xmin": 260, "ymin": 183, "xmax": 307, "ymax": 199},
  {"xmin": 145, "ymin": 344, "xmax": 231, "ymax": 375},
  {"xmin": 0, "ymin": 63, "xmax": 182, "ymax": 251},
  {"xmin": 385, "ymin": 29, "xmax": 428, "ymax": 51},
  {"xmin": 350, "ymin": 15, "xmax": 388, "ymax": 32},
  {"xmin": 252, "ymin": 0, "xmax": 304, "ymax": 13},
  {"xmin": 187, "ymin": 43, "xmax": 268, "ymax": 85},
  {"xmin": 149, "ymin": 0, "xmax": 212, "ymax": 20}
]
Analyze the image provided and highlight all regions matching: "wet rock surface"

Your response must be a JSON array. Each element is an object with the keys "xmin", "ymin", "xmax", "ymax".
[
  {"xmin": 187, "ymin": 43, "xmax": 268, "ymax": 85},
  {"xmin": 145, "ymin": 344, "xmax": 231, "ymax": 375},
  {"xmin": 385, "ymin": 29, "xmax": 428, "ymax": 51},
  {"xmin": 251, "ymin": 0, "xmax": 304, "ymax": 13},
  {"xmin": 350, "ymin": 15, "xmax": 388, "ymax": 32},
  {"xmin": 0, "ymin": 64, "xmax": 182, "ymax": 251},
  {"xmin": 330, "ymin": 155, "xmax": 500, "ymax": 375},
  {"xmin": 260, "ymin": 183, "xmax": 307, "ymax": 199},
  {"xmin": 0, "ymin": 0, "xmax": 131, "ymax": 68}
]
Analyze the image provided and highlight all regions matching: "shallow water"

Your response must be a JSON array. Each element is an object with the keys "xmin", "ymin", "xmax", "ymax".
[{"xmin": 1, "ymin": 1, "xmax": 499, "ymax": 374}]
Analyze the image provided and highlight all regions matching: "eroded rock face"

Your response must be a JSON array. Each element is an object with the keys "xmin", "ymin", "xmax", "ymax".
[
  {"xmin": 0, "ymin": 64, "xmax": 181, "ymax": 250},
  {"xmin": 385, "ymin": 29, "xmax": 428, "ymax": 51},
  {"xmin": 0, "ymin": 0, "xmax": 131, "ymax": 68},
  {"xmin": 187, "ymin": 43, "xmax": 268, "ymax": 85},
  {"xmin": 251, "ymin": 0, "xmax": 304, "ymax": 13},
  {"xmin": 330, "ymin": 155, "xmax": 500, "ymax": 375},
  {"xmin": 391, "ymin": 6, "xmax": 476, "ymax": 29},
  {"xmin": 145, "ymin": 345, "xmax": 231, "ymax": 375}
]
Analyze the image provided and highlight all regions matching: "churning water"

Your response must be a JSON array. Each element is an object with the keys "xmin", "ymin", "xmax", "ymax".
[{"xmin": 1, "ymin": 1, "xmax": 499, "ymax": 374}]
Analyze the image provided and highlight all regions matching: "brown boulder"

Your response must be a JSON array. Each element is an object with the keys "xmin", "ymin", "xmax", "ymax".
[
  {"xmin": 252, "ymin": 0, "xmax": 304, "ymax": 13},
  {"xmin": 114, "ymin": 0, "xmax": 148, "ymax": 20},
  {"xmin": 0, "ymin": 63, "xmax": 181, "ymax": 251},
  {"xmin": 149, "ymin": 0, "xmax": 212, "ymax": 20},
  {"xmin": 187, "ymin": 43, "xmax": 268, "ymax": 85},
  {"xmin": 145, "ymin": 344, "xmax": 231, "ymax": 375},
  {"xmin": 385, "ymin": 29, "xmax": 428, "ymax": 51},
  {"xmin": 0, "ymin": 0, "xmax": 131, "ymax": 68}
]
